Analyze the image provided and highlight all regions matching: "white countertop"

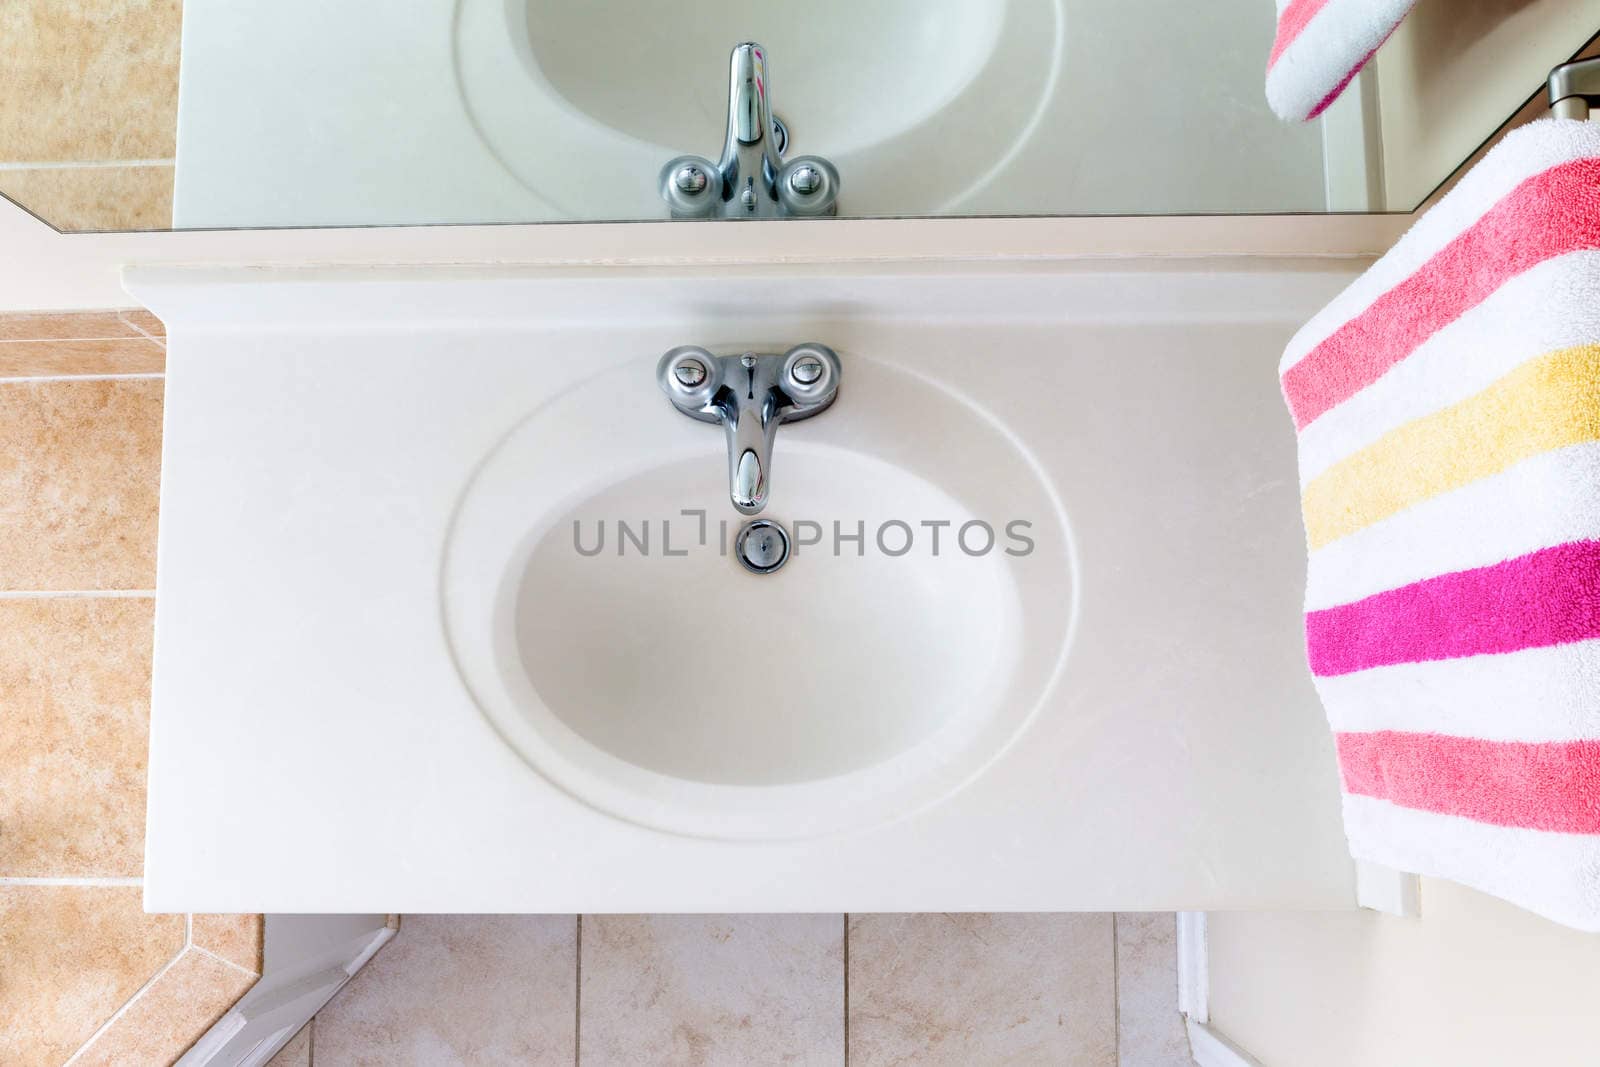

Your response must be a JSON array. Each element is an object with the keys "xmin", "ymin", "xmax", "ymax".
[{"xmin": 135, "ymin": 259, "xmax": 1361, "ymax": 913}]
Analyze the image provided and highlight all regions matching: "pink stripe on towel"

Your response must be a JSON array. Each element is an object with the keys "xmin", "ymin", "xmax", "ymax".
[
  {"xmin": 1305, "ymin": 51, "xmax": 1371, "ymax": 120},
  {"xmin": 1336, "ymin": 731, "xmax": 1600, "ymax": 833},
  {"xmin": 1306, "ymin": 540, "xmax": 1600, "ymax": 677},
  {"xmin": 1268, "ymin": 0, "xmax": 1334, "ymax": 66},
  {"xmin": 1283, "ymin": 157, "xmax": 1600, "ymax": 429}
]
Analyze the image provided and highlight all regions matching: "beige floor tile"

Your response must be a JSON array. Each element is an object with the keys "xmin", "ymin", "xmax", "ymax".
[
  {"xmin": 313, "ymin": 915, "xmax": 576, "ymax": 1066},
  {"xmin": 1114, "ymin": 913, "xmax": 1192, "ymax": 1066},
  {"xmin": 265, "ymin": 1022, "xmax": 311, "ymax": 1066},
  {"xmin": 580, "ymin": 914, "xmax": 844, "ymax": 1066},
  {"xmin": 75, "ymin": 947, "xmax": 258, "ymax": 1067},
  {"xmin": 848, "ymin": 913, "xmax": 1116, "ymax": 1067},
  {"xmin": 0, "ymin": 597, "xmax": 153, "ymax": 877},
  {"xmin": 0, "ymin": 378, "xmax": 163, "ymax": 590},
  {"xmin": 193, "ymin": 914, "xmax": 264, "ymax": 975},
  {"xmin": 0, "ymin": 311, "xmax": 154, "ymax": 342},
  {"xmin": 0, "ymin": 885, "xmax": 183, "ymax": 1066},
  {"xmin": 0, "ymin": 164, "xmax": 174, "ymax": 231},
  {"xmin": 0, "ymin": 0, "xmax": 181, "ymax": 161},
  {"xmin": 0, "ymin": 337, "xmax": 166, "ymax": 378}
]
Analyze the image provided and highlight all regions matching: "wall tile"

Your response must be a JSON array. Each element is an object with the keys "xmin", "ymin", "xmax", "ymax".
[
  {"xmin": 0, "ymin": 311, "xmax": 156, "ymax": 342},
  {"xmin": 265, "ymin": 1023, "xmax": 311, "ymax": 1067},
  {"xmin": 0, "ymin": 885, "xmax": 183, "ymax": 1066},
  {"xmin": 0, "ymin": 164, "xmax": 174, "ymax": 231},
  {"xmin": 0, "ymin": 597, "xmax": 153, "ymax": 877},
  {"xmin": 0, "ymin": 0, "xmax": 181, "ymax": 161},
  {"xmin": 117, "ymin": 308, "xmax": 166, "ymax": 341},
  {"xmin": 312, "ymin": 915, "xmax": 576, "ymax": 1066},
  {"xmin": 848, "ymin": 913, "xmax": 1116, "ymax": 1067},
  {"xmin": 1114, "ymin": 913, "xmax": 1192, "ymax": 1067},
  {"xmin": 193, "ymin": 914, "xmax": 265, "ymax": 975},
  {"xmin": 0, "ymin": 338, "xmax": 166, "ymax": 379},
  {"xmin": 0, "ymin": 378, "xmax": 163, "ymax": 590},
  {"xmin": 580, "ymin": 914, "xmax": 844, "ymax": 1066},
  {"xmin": 74, "ymin": 947, "xmax": 257, "ymax": 1067}
]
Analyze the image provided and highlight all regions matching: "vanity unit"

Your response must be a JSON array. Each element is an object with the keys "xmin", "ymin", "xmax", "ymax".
[{"xmin": 137, "ymin": 258, "xmax": 1359, "ymax": 914}]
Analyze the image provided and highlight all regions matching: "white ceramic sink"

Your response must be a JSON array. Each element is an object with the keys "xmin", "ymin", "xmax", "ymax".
[
  {"xmin": 443, "ymin": 355, "xmax": 1071, "ymax": 838},
  {"xmin": 454, "ymin": 0, "xmax": 1065, "ymax": 215},
  {"xmin": 137, "ymin": 262, "xmax": 1360, "ymax": 913},
  {"xmin": 173, "ymin": 0, "xmax": 1331, "ymax": 227}
]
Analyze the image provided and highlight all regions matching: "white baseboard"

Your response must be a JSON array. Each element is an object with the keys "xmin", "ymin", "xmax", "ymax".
[
  {"xmin": 1175, "ymin": 911, "xmax": 1208, "ymax": 1024},
  {"xmin": 180, "ymin": 920, "xmax": 397, "ymax": 1066},
  {"xmin": 1176, "ymin": 911, "xmax": 1268, "ymax": 1067},
  {"xmin": 1187, "ymin": 1018, "xmax": 1268, "ymax": 1067}
]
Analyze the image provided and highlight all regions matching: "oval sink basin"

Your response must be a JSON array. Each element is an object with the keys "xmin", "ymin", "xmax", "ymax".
[
  {"xmin": 523, "ymin": 0, "xmax": 1004, "ymax": 158},
  {"xmin": 453, "ymin": 0, "xmax": 1066, "ymax": 217},
  {"xmin": 442, "ymin": 353, "xmax": 1073, "ymax": 838}
]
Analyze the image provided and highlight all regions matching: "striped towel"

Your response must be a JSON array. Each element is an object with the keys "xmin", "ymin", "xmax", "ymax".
[
  {"xmin": 1280, "ymin": 118, "xmax": 1600, "ymax": 931},
  {"xmin": 1266, "ymin": 0, "xmax": 1416, "ymax": 121}
]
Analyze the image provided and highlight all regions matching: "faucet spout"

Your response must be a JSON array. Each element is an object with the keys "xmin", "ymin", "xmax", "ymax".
[
  {"xmin": 720, "ymin": 350, "xmax": 789, "ymax": 514},
  {"xmin": 726, "ymin": 385, "xmax": 781, "ymax": 515},
  {"xmin": 658, "ymin": 44, "xmax": 841, "ymax": 219},
  {"xmin": 721, "ymin": 43, "xmax": 785, "ymax": 211},
  {"xmin": 657, "ymin": 345, "xmax": 842, "ymax": 516}
]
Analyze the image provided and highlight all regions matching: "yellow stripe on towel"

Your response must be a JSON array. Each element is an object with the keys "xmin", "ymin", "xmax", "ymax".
[{"xmin": 1303, "ymin": 344, "xmax": 1600, "ymax": 550}]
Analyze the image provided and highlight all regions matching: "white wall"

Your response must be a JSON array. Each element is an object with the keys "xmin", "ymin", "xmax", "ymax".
[{"xmin": 1207, "ymin": 878, "xmax": 1600, "ymax": 1067}]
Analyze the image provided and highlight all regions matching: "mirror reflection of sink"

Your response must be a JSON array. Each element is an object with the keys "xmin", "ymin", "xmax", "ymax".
[
  {"xmin": 442, "ymin": 353, "xmax": 1074, "ymax": 840},
  {"xmin": 526, "ymin": 1, "xmax": 1002, "ymax": 155},
  {"xmin": 454, "ymin": 0, "xmax": 1066, "ymax": 216}
]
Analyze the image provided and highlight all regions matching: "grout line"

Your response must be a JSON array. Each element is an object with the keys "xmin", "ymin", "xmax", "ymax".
[
  {"xmin": 574, "ymin": 915, "xmax": 583, "ymax": 1067},
  {"xmin": 64, "ymin": 945, "xmax": 188, "ymax": 1065},
  {"xmin": 0, "ymin": 372, "xmax": 164, "ymax": 384},
  {"xmin": 115, "ymin": 310, "xmax": 168, "ymax": 348},
  {"xmin": 120, "ymin": 322, "xmax": 168, "ymax": 348},
  {"xmin": 189, "ymin": 942, "xmax": 262, "ymax": 980},
  {"xmin": 0, "ymin": 159, "xmax": 175, "ymax": 171},
  {"xmin": 842, "ymin": 913, "xmax": 850, "ymax": 1067},
  {"xmin": 0, "ymin": 876, "xmax": 142, "ymax": 886},
  {"xmin": 0, "ymin": 590, "xmax": 155, "ymax": 599}
]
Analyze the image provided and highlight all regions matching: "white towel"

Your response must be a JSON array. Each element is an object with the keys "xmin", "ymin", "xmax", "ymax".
[
  {"xmin": 1279, "ymin": 118, "xmax": 1600, "ymax": 930},
  {"xmin": 1266, "ymin": 0, "xmax": 1416, "ymax": 121}
]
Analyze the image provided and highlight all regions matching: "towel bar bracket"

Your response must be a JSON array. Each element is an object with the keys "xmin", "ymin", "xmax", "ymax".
[{"xmin": 1550, "ymin": 57, "xmax": 1600, "ymax": 120}]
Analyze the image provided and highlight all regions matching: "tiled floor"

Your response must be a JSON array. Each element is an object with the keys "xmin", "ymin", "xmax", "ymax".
[{"xmin": 268, "ymin": 913, "xmax": 1191, "ymax": 1066}]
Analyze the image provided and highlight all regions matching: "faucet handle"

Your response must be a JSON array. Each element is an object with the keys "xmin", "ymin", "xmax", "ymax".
[
  {"xmin": 659, "ymin": 156, "xmax": 723, "ymax": 218},
  {"xmin": 658, "ymin": 346, "xmax": 724, "ymax": 409},
  {"xmin": 777, "ymin": 157, "xmax": 840, "ymax": 218},
  {"xmin": 780, "ymin": 343, "xmax": 841, "ymax": 404}
]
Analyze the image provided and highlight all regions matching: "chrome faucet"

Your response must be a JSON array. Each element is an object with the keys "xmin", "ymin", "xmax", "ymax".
[
  {"xmin": 659, "ymin": 43, "xmax": 840, "ymax": 219},
  {"xmin": 657, "ymin": 344, "xmax": 842, "ymax": 515}
]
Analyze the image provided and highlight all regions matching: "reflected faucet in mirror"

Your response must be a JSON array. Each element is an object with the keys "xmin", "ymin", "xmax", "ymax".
[
  {"xmin": 656, "ymin": 343, "xmax": 842, "ymax": 514},
  {"xmin": 659, "ymin": 42, "xmax": 841, "ymax": 219}
]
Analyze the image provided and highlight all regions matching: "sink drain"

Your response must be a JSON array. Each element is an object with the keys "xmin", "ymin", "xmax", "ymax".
[{"xmin": 735, "ymin": 520, "xmax": 790, "ymax": 575}]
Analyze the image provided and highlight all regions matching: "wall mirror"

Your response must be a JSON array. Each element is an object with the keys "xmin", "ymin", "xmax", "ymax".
[{"xmin": 2, "ymin": 0, "xmax": 1597, "ymax": 232}]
